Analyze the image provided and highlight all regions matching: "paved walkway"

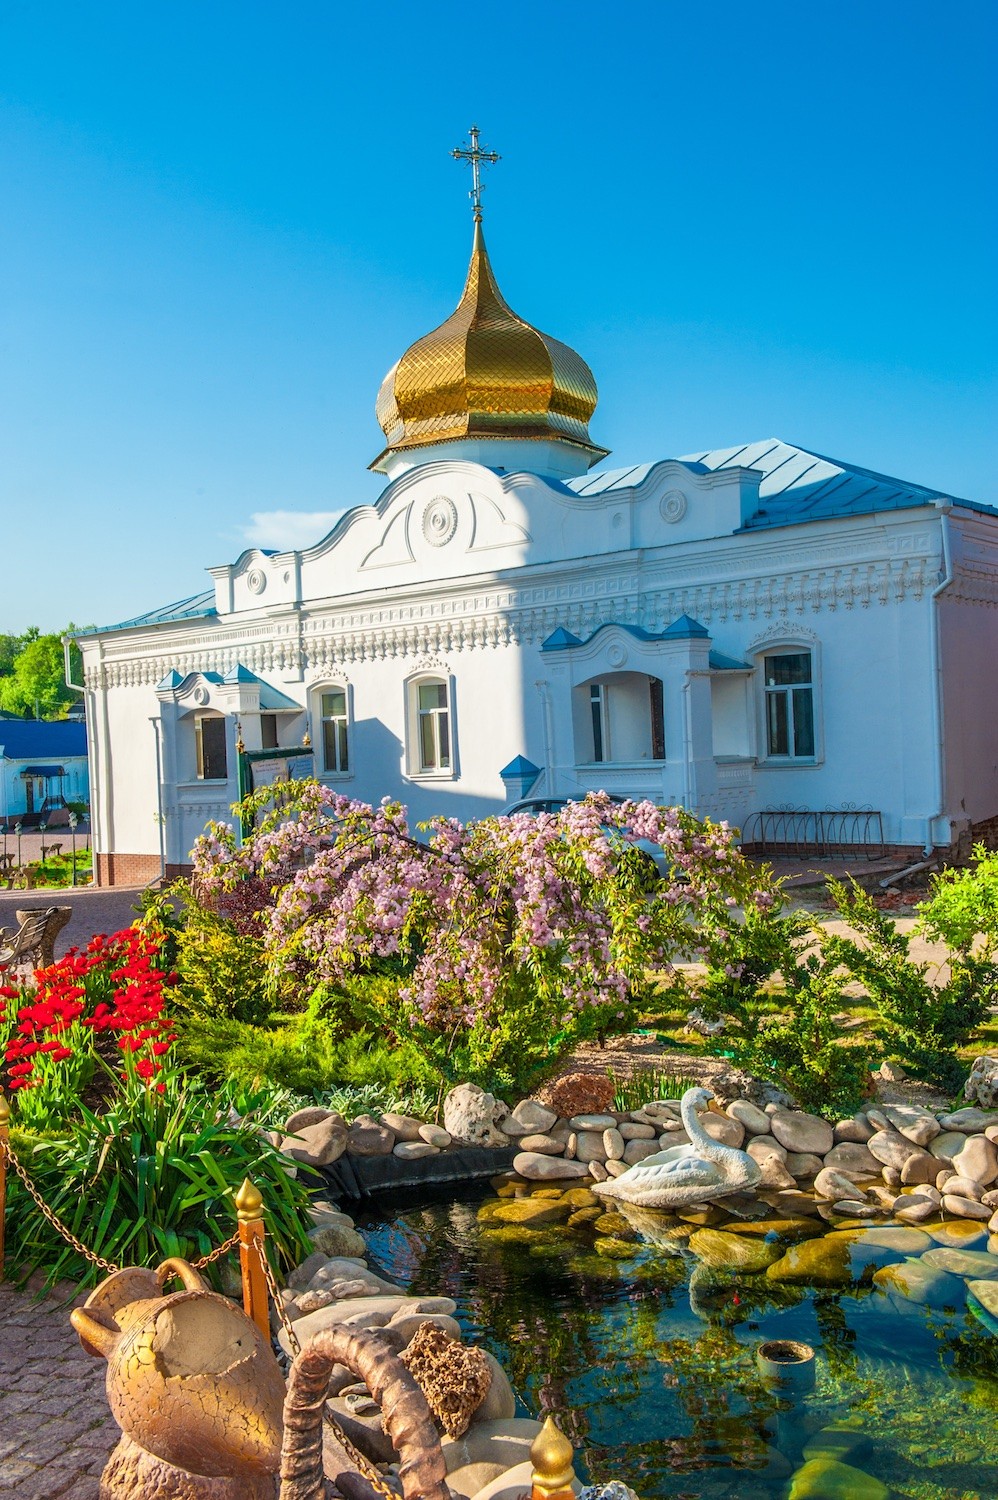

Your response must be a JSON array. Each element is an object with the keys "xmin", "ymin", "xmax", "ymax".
[
  {"xmin": 0, "ymin": 885, "xmax": 147, "ymax": 960},
  {"xmin": 0, "ymin": 1281, "xmax": 118, "ymax": 1497}
]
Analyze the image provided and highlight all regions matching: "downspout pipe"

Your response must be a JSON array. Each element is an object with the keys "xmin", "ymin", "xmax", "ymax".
[
  {"xmin": 149, "ymin": 717, "xmax": 166, "ymax": 880},
  {"xmin": 925, "ymin": 504, "xmax": 954, "ymax": 856}
]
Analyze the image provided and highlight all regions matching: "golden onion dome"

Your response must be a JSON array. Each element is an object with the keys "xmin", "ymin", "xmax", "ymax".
[{"xmin": 372, "ymin": 220, "xmax": 608, "ymax": 472}]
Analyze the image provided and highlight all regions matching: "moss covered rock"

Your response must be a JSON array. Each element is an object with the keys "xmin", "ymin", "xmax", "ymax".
[
  {"xmin": 789, "ymin": 1458, "xmax": 887, "ymax": 1499},
  {"xmin": 688, "ymin": 1228, "xmax": 783, "ymax": 1272}
]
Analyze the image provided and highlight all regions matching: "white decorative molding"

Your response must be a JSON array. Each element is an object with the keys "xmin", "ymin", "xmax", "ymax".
[
  {"xmin": 246, "ymin": 568, "xmax": 267, "ymax": 595},
  {"xmin": 423, "ymin": 496, "xmax": 458, "ymax": 548},
  {"xmin": 660, "ymin": 489, "xmax": 687, "ymax": 524}
]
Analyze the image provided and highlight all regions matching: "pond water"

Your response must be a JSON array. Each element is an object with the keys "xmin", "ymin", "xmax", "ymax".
[{"xmin": 355, "ymin": 1184, "xmax": 998, "ymax": 1500}]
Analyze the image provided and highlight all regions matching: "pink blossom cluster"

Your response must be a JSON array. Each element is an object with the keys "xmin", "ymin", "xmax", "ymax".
[{"xmin": 190, "ymin": 784, "xmax": 768, "ymax": 1038}]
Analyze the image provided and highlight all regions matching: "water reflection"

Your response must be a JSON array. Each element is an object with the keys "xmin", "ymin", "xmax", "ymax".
[{"xmin": 355, "ymin": 1186, "xmax": 998, "ymax": 1498}]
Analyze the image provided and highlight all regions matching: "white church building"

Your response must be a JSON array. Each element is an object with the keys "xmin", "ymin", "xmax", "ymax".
[{"xmin": 75, "ymin": 172, "xmax": 998, "ymax": 886}]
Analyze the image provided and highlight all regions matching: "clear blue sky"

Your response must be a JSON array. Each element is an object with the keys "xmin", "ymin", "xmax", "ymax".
[{"xmin": 1, "ymin": 1, "xmax": 995, "ymax": 633}]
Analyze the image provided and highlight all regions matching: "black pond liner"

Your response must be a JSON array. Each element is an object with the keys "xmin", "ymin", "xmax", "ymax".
[{"xmin": 314, "ymin": 1144, "xmax": 518, "ymax": 1201}]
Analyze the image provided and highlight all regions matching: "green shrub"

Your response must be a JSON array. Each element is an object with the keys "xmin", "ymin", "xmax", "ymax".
[
  {"xmin": 6, "ymin": 1080, "xmax": 314, "ymax": 1290},
  {"xmin": 822, "ymin": 875, "xmax": 995, "ymax": 1091},
  {"xmin": 172, "ymin": 906, "xmax": 274, "ymax": 1025}
]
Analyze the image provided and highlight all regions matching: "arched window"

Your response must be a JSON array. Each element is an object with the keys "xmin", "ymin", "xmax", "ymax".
[
  {"xmin": 315, "ymin": 686, "xmax": 350, "ymax": 775},
  {"xmin": 406, "ymin": 675, "xmax": 454, "ymax": 776}
]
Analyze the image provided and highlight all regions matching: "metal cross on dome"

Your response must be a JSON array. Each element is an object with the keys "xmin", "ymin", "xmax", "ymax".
[{"xmin": 451, "ymin": 125, "xmax": 500, "ymax": 221}]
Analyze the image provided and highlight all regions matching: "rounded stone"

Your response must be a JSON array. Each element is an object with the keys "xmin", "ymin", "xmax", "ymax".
[
  {"xmin": 603, "ymin": 1128, "xmax": 625, "ymax": 1161},
  {"xmin": 393, "ymin": 1140, "xmax": 440, "ymax": 1160},
  {"xmin": 588, "ymin": 1160, "xmax": 609, "ymax": 1182},
  {"xmin": 788, "ymin": 1459, "xmax": 888, "ymax": 1499},
  {"xmin": 943, "ymin": 1174, "xmax": 984, "ymax": 1201},
  {"xmin": 942, "ymin": 1194, "xmax": 993, "ymax": 1219},
  {"xmin": 952, "ymin": 1134, "xmax": 998, "ymax": 1187},
  {"xmin": 700, "ymin": 1113, "xmax": 745, "ymax": 1148},
  {"xmin": 441, "ymin": 1418, "xmax": 542, "ymax": 1476},
  {"xmin": 833, "ymin": 1114, "xmax": 874, "ymax": 1144},
  {"xmin": 898, "ymin": 1150, "xmax": 939, "ymax": 1186},
  {"xmin": 381, "ymin": 1112, "xmax": 425, "ymax": 1142},
  {"xmin": 822, "ymin": 1140, "xmax": 876, "ymax": 1176},
  {"xmin": 930, "ymin": 1130, "xmax": 968, "ymax": 1160},
  {"xmin": 568, "ymin": 1114, "xmax": 618, "ymax": 1131},
  {"xmin": 769, "ymin": 1110, "xmax": 834, "ymax": 1157},
  {"xmin": 894, "ymin": 1197, "xmax": 939, "ymax": 1225},
  {"xmin": 516, "ymin": 1134, "xmax": 567, "ymax": 1155},
  {"xmin": 285, "ymin": 1106, "xmax": 338, "ymax": 1134},
  {"xmin": 925, "ymin": 1220, "xmax": 988, "ymax": 1248},
  {"xmin": 786, "ymin": 1152, "xmax": 823, "ymax": 1179},
  {"xmin": 814, "ymin": 1167, "xmax": 865, "ymax": 1201},
  {"xmin": 622, "ymin": 1139, "xmax": 661, "ymax": 1165},
  {"xmin": 939, "ymin": 1107, "xmax": 998, "ymax": 1132},
  {"xmin": 512, "ymin": 1152, "xmax": 591, "ymax": 1182},
  {"xmin": 308, "ymin": 1224, "xmax": 367, "ymax": 1258},
  {"xmin": 604, "ymin": 1159, "xmax": 628, "ymax": 1177},
  {"xmin": 504, "ymin": 1099, "xmax": 558, "ymax": 1136},
  {"xmin": 619, "ymin": 1123, "xmax": 656, "ymax": 1140},
  {"xmin": 725, "ymin": 1099, "xmax": 771, "ymax": 1135},
  {"xmin": 492, "ymin": 1198, "xmax": 571, "ymax": 1228},
  {"xmin": 574, "ymin": 1131, "xmax": 607, "ymax": 1163},
  {"xmin": 347, "ymin": 1115, "xmax": 396, "ymax": 1157},
  {"xmin": 874, "ymin": 1256, "xmax": 966, "ymax": 1307},
  {"xmin": 419, "ymin": 1123, "xmax": 453, "ymax": 1149},
  {"xmin": 281, "ymin": 1113, "xmax": 349, "ymax": 1167},
  {"xmin": 881, "ymin": 1104, "xmax": 941, "ymax": 1146},
  {"xmin": 866, "ymin": 1129, "xmax": 919, "ymax": 1171}
]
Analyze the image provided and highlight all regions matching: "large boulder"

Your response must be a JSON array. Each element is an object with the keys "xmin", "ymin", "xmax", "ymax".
[
  {"xmin": 952, "ymin": 1134, "xmax": 998, "ymax": 1187},
  {"xmin": 444, "ymin": 1083, "xmax": 511, "ymax": 1147},
  {"xmin": 503, "ymin": 1098, "xmax": 558, "ymax": 1136},
  {"xmin": 866, "ymin": 1128, "xmax": 919, "ymax": 1171},
  {"xmin": 512, "ymin": 1151, "xmax": 591, "ymax": 1181}
]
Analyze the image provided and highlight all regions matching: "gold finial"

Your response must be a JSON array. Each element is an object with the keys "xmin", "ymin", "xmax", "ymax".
[
  {"xmin": 235, "ymin": 720, "xmax": 245, "ymax": 755},
  {"xmin": 235, "ymin": 1178, "xmax": 264, "ymax": 1222},
  {"xmin": 301, "ymin": 729, "xmax": 311, "ymax": 750},
  {"xmin": 452, "ymin": 124, "xmax": 500, "ymax": 222},
  {"xmin": 0, "ymin": 1090, "xmax": 9, "ymax": 1126},
  {"xmin": 530, "ymin": 1414, "xmax": 576, "ymax": 1496}
]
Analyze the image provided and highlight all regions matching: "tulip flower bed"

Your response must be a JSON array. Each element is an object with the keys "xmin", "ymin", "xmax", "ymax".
[{"xmin": 0, "ymin": 924, "xmax": 314, "ymax": 1288}]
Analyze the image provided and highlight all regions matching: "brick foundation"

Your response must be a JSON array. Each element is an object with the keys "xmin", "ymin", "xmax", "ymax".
[{"xmin": 95, "ymin": 852, "xmax": 164, "ymax": 887}]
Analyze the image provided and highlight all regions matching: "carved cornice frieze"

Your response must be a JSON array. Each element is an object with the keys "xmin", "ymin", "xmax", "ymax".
[{"xmin": 82, "ymin": 550, "xmax": 960, "ymax": 691}]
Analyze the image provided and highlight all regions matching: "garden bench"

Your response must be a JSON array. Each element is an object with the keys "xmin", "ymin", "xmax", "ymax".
[
  {"xmin": 0, "ymin": 905, "xmax": 72, "ymax": 973},
  {"xmin": 39, "ymin": 841, "xmax": 63, "ymax": 862}
]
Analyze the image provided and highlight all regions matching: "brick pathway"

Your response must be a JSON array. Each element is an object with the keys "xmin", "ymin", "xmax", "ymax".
[
  {"xmin": 0, "ymin": 885, "xmax": 147, "ymax": 962},
  {"xmin": 0, "ymin": 1281, "xmax": 118, "ymax": 1497}
]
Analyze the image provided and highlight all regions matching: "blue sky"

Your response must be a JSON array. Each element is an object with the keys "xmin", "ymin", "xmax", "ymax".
[{"xmin": 1, "ymin": 1, "xmax": 995, "ymax": 632}]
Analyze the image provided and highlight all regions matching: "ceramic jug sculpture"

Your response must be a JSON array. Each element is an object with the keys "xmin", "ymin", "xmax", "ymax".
[
  {"xmin": 71, "ymin": 1258, "xmax": 285, "ymax": 1499},
  {"xmin": 592, "ymin": 1086, "xmax": 762, "ymax": 1208},
  {"xmin": 72, "ymin": 1260, "xmax": 450, "ymax": 1500}
]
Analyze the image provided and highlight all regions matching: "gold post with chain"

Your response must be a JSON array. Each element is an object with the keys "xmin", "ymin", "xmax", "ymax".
[{"xmin": 451, "ymin": 124, "xmax": 500, "ymax": 222}]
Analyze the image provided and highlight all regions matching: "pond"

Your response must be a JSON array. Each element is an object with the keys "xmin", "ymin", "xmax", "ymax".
[{"xmin": 355, "ymin": 1183, "xmax": 998, "ymax": 1500}]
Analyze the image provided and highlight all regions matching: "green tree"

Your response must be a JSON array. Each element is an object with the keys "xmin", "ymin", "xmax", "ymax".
[{"xmin": 0, "ymin": 629, "xmax": 81, "ymax": 719}]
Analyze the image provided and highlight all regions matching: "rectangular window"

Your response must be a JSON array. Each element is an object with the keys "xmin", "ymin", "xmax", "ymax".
[
  {"xmin": 590, "ymin": 683, "xmax": 607, "ymax": 762},
  {"xmin": 195, "ymin": 715, "xmax": 228, "ymax": 780},
  {"xmin": 261, "ymin": 713, "xmax": 279, "ymax": 751},
  {"xmin": 649, "ymin": 677, "xmax": 665, "ymax": 760},
  {"xmin": 320, "ymin": 689, "xmax": 349, "ymax": 773},
  {"xmin": 416, "ymin": 681, "xmax": 450, "ymax": 771},
  {"xmin": 764, "ymin": 652, "xmax": 814, "ymax": 759}
]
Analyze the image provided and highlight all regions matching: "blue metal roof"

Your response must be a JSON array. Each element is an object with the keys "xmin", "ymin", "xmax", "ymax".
[
  {"xmin": 568, "ymin": 439, "xmax": 988, "ymax": 530},
  {"xmin": 77, "ymin": 589, "xmax": 217, "ymax": 637},
  {"xmin": 0, "ymin": 720, "xmax": 87, "ymax": 760},
  {"xmin": 661, "ymin": 614, "xmax": 709, "ymax": 639}
]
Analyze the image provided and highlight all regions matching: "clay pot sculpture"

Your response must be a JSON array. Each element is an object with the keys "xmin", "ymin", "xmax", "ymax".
[{"xmin": 71, "ymin": 1258, "xmax": 286, "ymax": 1499}]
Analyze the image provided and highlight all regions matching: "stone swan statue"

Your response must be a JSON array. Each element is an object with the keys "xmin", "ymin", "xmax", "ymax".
[{"xmin": 592, "ymin": 1086, "xmax": 761, "ymax": 1208}]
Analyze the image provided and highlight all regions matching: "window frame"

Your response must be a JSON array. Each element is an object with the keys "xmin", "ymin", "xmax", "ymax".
[
  {"xmin": 405, "ymin": 672, "xmax": 457, "ymax": 780},
  {"xmin": 310, "ymin": 683, "xmax": 353, "ymax": 780},
  {"xmin": 755, "ymin": 641, "xmax": 822, "ymax": 766},
  {"xmin": 194, "ymin": 712, "xmax": 229, "ymax": 782}
]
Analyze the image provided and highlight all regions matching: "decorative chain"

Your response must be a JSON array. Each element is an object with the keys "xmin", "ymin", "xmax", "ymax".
[
  {"xmin": 250, "ymin": 1236, "xmax": 400, "ymax": 1500},
  {"xmin": 190, "ymin": 1229, "xmax": 242, "ymax": 1269},
  {"xmin": 0, "ymin": 1136, "xmax": 242, "ymax": 1278},
  {"xmin": 0, "ymin": 1137, "xmax": 121, "ymax": 1274}
]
